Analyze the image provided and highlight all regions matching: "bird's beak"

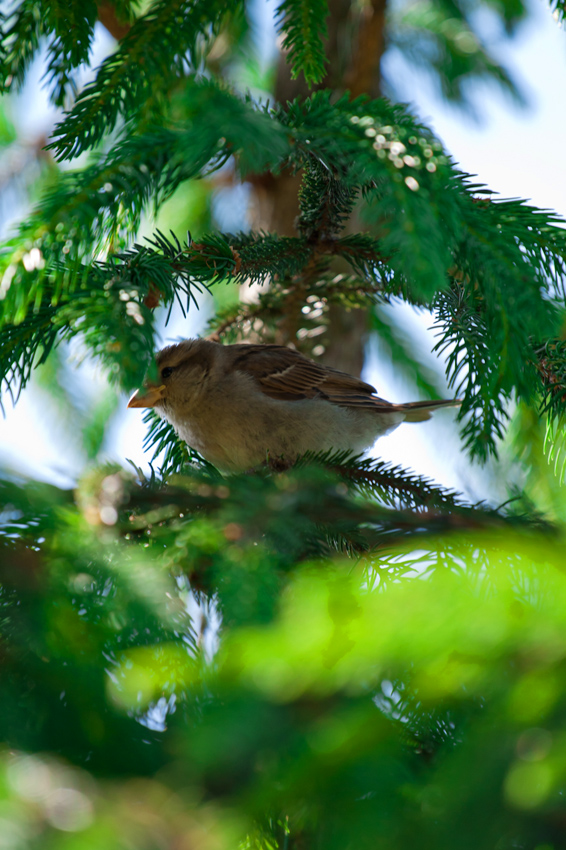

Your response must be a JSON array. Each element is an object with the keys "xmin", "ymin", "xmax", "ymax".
[{"xmin": 127, "ymin": 384, "xmax": 167, "ymax": 409}]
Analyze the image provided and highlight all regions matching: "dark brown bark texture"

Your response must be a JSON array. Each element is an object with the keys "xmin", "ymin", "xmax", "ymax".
[
  {"xmin": 252, "ymin": 0, "xmax": 388, "ymax": 376},
  {"xmin": 97, "ymin": 2, "xmax": 132, "ymax": 40}
]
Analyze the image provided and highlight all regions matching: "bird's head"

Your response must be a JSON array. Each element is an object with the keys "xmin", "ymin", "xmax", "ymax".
[{"xmin": 127, "ymin": 339, "xmax": 216, "ymax": 414}]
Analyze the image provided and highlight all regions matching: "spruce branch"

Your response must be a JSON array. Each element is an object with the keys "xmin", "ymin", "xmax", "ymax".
[
  {"xmin": 549, "ymin": 0, "xmax": 566, "ymax": 23},
  {"xmin": 0, "ymin": 306, "xmax": 60, "ymax": 409},
  {"xmin": 283, "ymin": 92, "xmax": 461, "ymax": 299},
  {"xmin": 284, "ymin": 93, "xmax": 566, "ymax": 312},
  {"xmin": 295, "ymin": 449, "xmax": 466, "ymax": 510},
  {"xmin": 13, "ymin": 82, "xmax": 287, "ymax": 261},
  {"xmin": 108, "ymin": 460, "xmax": 547, "ymax": 567},
  {"xmin": 1, "ymin": 0, "xmax": 97, "ymax": 104},
  {"xmin": 1, "ymin": 1, "xmax": 141, "ymax": 106},
  {"xmin": 141, "ymin": 409, "xmax": 219, "ymax": 479},
  {"xmin": 430, "ymin": 193, "xmax": 566, "ymax": 459},
  {"xmin": 543, "ymin": 415, "xmax": 566, "ymax": 484},
  {"xmin": 275, "ymin": 0, "xmax": 329, "ymax": 86},
  {"xmin": 0, "ymin": 241, "xmax": 209, "ymax": 398},
  {"xmin": 43, "ymin": 0, "xmax": 99, "ymax": 106},
  {"xmin": 297, "ymin": 156, "xmax": 357, "ymax": 241},
  {"xmin": 536, "ymin": 339, "xmax": 566, "ymax": 419},
  {"xmin": 332, "ymin": 234, "xmax": 390, "ymax": 279},
  {"xmin": 2, "ymin": 81, "xmax": 565, "ymax": 464},
  {"xmin": 433, "ymin": 285, "xmax": 513, "ymax": 460},
  {"xmin": 47, "ymin": 0, "xmax": 242, "ymax": 161},
  {"xmin": 223, "ymin": 232, "xmax": 313, "ymax": 283},
  {"xmin": 0, "ymin": 229, "xmax": 318, "ymax": 401},
  {"xmin": 0, "ymin": 82, "xmax": 290, "ymax": 310}
]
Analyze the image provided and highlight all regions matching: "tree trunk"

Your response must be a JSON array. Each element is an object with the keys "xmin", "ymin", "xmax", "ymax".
[{"xmin": 250, "ymin": 0, "xmax": 388, "ymax": 376}]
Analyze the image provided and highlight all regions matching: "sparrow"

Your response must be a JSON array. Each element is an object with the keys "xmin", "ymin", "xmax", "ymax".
[{"xmin": 128, "ymin": 339, "xmax": 460, "ymax": 473}]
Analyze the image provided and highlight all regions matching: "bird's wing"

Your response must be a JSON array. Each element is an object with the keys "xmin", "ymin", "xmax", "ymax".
[
  {"xmin": 229, "ymin": 344, "xmax": 460, "ymax": 415},
  {"xmin": 228, "ymin": 344, "xmax": 380, "ymax": 405}
]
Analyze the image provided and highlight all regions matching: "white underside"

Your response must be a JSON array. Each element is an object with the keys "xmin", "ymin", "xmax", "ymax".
[{"xmin": 160, "ymin": 373, "xmax": 405, "ymax": 472}]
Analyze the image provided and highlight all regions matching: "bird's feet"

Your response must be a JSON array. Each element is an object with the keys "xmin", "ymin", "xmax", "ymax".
[{"xmin": 264, "ymin": 452, "xmax": 294, "ymax": 472}]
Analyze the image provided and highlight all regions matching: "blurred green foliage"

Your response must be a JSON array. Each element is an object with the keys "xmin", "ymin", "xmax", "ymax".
[{"xmin": 2, "ymin": 461, "xmax": 566, "ymax": 848}]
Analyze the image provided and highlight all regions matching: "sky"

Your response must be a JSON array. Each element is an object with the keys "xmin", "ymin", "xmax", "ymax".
[{"xmin": 0, "ymin": 1, "xmax": 565, "ymax": 496}]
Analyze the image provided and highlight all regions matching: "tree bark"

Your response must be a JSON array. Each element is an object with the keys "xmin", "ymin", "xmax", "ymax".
[
  {"xmin": 251, "ymin": 0, "xmax": 389, "ymax": 376},
  {"xmin": 96, "ymin": 2, "xmax": 131, "ymax": 40}
]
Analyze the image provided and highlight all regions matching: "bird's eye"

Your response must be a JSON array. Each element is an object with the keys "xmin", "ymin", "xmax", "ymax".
[{"xmin": 161, "ymin": 366, "xmax": 174, "ymax": 379}]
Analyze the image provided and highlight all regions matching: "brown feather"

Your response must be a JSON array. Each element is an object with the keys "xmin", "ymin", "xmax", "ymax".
[
  {"xmin": 156, "ymin": 340, "xmax": 460, "ymax": 416},
  {"xmin": 227, "ymin": 344, "xmax": 380, "ymax": 405}
]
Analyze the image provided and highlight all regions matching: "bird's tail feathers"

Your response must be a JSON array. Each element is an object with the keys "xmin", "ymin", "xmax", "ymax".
[{"xmin": 398, "ymin": 399, "xmax": 461, "ymax": 423}]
